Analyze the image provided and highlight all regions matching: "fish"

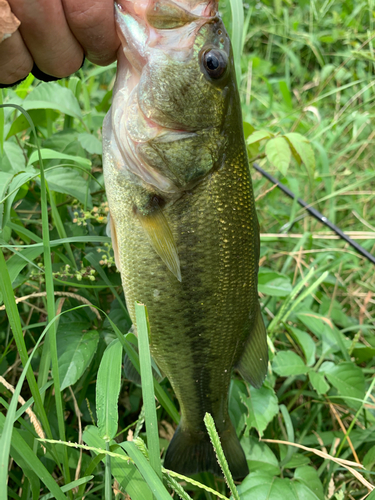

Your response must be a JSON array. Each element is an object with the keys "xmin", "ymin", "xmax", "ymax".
[{"xmin": 103, "ymin": 0, "xmax": 268, "ymax": 480}]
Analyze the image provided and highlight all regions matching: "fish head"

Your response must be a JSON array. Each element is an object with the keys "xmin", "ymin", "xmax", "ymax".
[{"xmin": 110, "ymin": 0, "xmax": 240, "ymax": 194}]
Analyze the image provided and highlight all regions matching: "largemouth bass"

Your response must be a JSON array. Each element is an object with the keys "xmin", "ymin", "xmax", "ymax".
[{"xmin": 103, "ymin": 0, "xmax": 268, "ymax": 479}]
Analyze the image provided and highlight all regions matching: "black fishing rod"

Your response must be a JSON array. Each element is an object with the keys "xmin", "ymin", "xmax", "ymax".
[{"xmin": 253, "ymin": 162, "xmax": 375, "ymax": 266}]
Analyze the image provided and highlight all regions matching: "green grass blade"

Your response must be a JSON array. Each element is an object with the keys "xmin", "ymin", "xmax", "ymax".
[
  {"xmin": 0, "ymin": 414, "xmax": 66, "ymax": 500},
  {"xmin": 96, "ymin": 339, "xmax": 123, "ymax": 441},
  {"xmin": 86, "ymin": 251, "xmax": 130, "ymax": 322},
  {"xmin": 0, "ymin": 250, "xmax": 54, "ymax": 440},
  {"xmin": 203, "ymin": 413, "xmax": 240, "ymax": 500},
  {"xmin": 135, "ymin": 302, "xmax": 162, "ymax": 479},
  {"xmin": 105, "ymin": 442, "xmax": 112, "ymax": 500},
  {"xmin": 40, "ymin": 476, "xmax": 94, "ymax": 500},
  {"xmin": 108, "ymin": 316, "xmax": 180, "ymax": 424},
  {"xmin": 0, "ymin": 309, "xmax": 54, "ymax": 498},
  {"xmin": 228, "ymin": 0, "xmax": 244, "ymax": 87},
  {"xmin": 120, "ymin": 441, "xmax": 171, "ymax": 500}
]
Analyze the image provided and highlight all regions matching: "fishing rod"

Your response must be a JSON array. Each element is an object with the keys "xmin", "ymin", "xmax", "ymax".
[{"xmin": 252, "ymin": 162, "xmax": 375, "ymax": 266}]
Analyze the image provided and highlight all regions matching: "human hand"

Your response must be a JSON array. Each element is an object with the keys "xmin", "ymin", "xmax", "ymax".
[{"xmin": 0, "ymin": 0, "xmax": 120, "ymax": 86}]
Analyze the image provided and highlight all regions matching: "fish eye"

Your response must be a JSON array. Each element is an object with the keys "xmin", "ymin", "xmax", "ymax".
[{"xmin": 202, "ymin": 49, "xmax": 227, "ymax": 79}]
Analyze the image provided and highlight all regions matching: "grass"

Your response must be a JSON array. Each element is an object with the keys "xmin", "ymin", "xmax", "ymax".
[{"xmin": 1, "ymin": 0, "xmax": 375, "ymax": 499}]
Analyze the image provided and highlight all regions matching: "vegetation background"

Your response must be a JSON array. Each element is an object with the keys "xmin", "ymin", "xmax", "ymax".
[{"xmin": 0, "ymin": 0, "xmax": 375, "ymax": 498}]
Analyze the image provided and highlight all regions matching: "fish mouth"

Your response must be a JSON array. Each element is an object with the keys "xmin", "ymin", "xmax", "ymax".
[{"xmin": 115, "ymin": 0, "xmax": 217, "ymax": 70}]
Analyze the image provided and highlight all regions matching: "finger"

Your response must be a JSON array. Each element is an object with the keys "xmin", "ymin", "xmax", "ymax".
[
  {"xmin": 62, "ymin": 0, "xmax": 120, "ymax": 66},
  {"xmin": 0, "ymin": 30, "xmax": 33, "ymax": 85},
  {"xmin": 8, "ymin": 0, "xmax": 84, "ymax": 78}
]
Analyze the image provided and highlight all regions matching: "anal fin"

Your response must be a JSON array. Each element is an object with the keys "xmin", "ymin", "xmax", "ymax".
[
  {"xmin": 236, "ymin": 302, "xmax": 268, "ymax": 388},
  {"xmin": 137, "ymin": 207, "xmax": 181, "ymax": 282}
]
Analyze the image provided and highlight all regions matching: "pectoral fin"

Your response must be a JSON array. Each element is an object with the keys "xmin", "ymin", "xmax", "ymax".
[
  {"xmin": 137, "ymin": 207, "xmax": 181, "ymax": 282},
  {"xmin": 106, "ymin": 211, "xmax": 121, "ymax": 271},
  {"xmin": 236, "ymin": 302, "xmax": 268, "ymax": 388}
]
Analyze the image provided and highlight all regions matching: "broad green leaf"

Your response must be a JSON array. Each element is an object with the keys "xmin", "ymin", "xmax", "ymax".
[
  {"xmin": 284, "ymin": 133, "xmax": 315, "ymax": 178},
  {"xmin": 294, "ymin": 466, "xmax": 324, "ymax": 500},
  {"xmin": 2, "ymin": 172, "xmax": 32, "ymax": 229},
  {"xmin": 297, "ymin": 312, "xmax": 350, "ymax": 360},
  {"xmin": 290, "ymin": 482, "xmax": 321, "ymax": 500},
  {"xmin": 0, "ymin": 246, "xmax": 43, "ymax": 304},
  {"xmin": 78, "ymin": 133, "xmax": 103, "ymax": 155},
  {"xmin": 352, "ymin": 344, "xmax": 375, "ymax": 363},
  {"xmin": 258, "ymin": 269, "xmax": 292, "ymax": 297},
  {"xmin": 22, "ymin": 82, "xmax": 82, "ymax": 119},
  {"xmin": 229, "ymin": 379, "xmax": 248, "ymax": 435},
  {"xmin": 96, "ymin": 339, "xmax": 123, "ymax": 441},
  {"xmin": 121, "ymin": 441, "xmax": 171, "ymax": 500},
  {"xmin": 44, "ymin": 167, "xmax": 93, "ymax": 207},
  {"xmin": 237, "ymin": 472, "xmax": 296, "ymax": 499},
  {"xmin": 0, "ymin": 141, "xmax": 26, "ymax": 172},
  {"xmin": 83, "ymin": 425, "xmax": 153, "ymax": 500},
  {"xmin": 308, "ymin": 372, "xmax": 330, "ymax": 395},
  {"xmin": 266, "ymin": 136, "xmax": 292, "ymax": 175},
  {"xmin": 289, "ymin": 327, "xmax": 316, "ymax": 366},
  {"xmin": 283, "ymin": 454, "xmax": 310, "ymax": 469},
  {"xmin": 0, "ymin": 172, "xmax": 14, "ymax": 228},
  {"xmin": 320, "ymin": 361, "xmax": 365, "ymax": 410},
  {"xmin": 246, "ymin": 130, "xmax": 272, "ymax": 146},
  {"xmin": 57, "ymin": 323, "xmax": 99, "ymax": 390},
  {"xmin": 243, "ymin": 382, "xmax": 278, "ymax": 437},
  {"xmin": 363, "ymin": 445, "xmax": 375, "ymax": 470},
  {"xmin": 28, "ymin": 148, "xmax": 91, "ymax": 169},
  {"xmin": 241, "ymin": 437, "xmax": 280, "ymax": 476},
  {"xmin": 273, "ymin": 351, "xmax": 308, "ymax": 377},
  {"xmin": 6, "ymin": 109, "xmax": 59, "ymax": 139}
]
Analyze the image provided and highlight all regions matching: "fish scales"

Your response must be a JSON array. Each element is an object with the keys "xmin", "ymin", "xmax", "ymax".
[{"xmin": 103, "ymin": 0, "xmax": 268, "ymax": 479}]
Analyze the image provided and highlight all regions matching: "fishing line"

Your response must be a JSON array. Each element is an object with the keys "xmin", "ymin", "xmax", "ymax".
[{"xmin": 253, "ymin": 162, "xmax": 375, "ymax": 266}]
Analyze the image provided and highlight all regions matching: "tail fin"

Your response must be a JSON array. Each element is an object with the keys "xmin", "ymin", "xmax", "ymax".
[{"xmin": 163, "ymin": 421, "xmax": 249, "ymax": 480}]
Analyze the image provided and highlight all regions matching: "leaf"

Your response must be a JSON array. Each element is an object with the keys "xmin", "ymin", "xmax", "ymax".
[
  {"xmin": 6, "ymin": 109, "xmax": 59, "ymax": 139},
  {"xmin": 57, "ymin": 323, "xmax": 99, "ymax": 390},
  {"xmin": 363, "ymin": 445, "xmax": 375, "ymax": 470},
  {"xmin": 243, "ymin": 382, "xmax": 279, "ymax": 437},
  {"xmin": 22, "ymin": 82, "xmax": 82, "ymax": 119},
  {"xmin": 0, "ymin": 414, "xmax": 66, "ymax": 500},
  {"xmin": 96, "ymin": 339, "xmax": 123, "ymax": 441},
  {"xmin": 308, "ymin": 372, "xmax": 330, "ymax": 395},
  {"xmin": 44, "ymin": 167, "xmax": 92, "ymax": 207},
  {"xmin": 121, "ymin": 441, "xmax": 172, "ymax": 500},
  {"xmin": 290, "ymin": 482, "xmax": 321, "ymax": 500},
  {"xmin": 241, "ymin": 437, "xmax": 280, "ymax": 476},
  {"xmin": 2, "ymin": 172, "xmax": 32, "ymax": 229},
  {"xmin": 320, "ymin": 361, "xmax": 365, "ymax": 410},
  {"xmin": 283, "ymin": 454, "xmax": 310, "ymax": 469},
  {"xmin": 265, "ymin": 136, "xmax": 292, "ymax": 175},
  {"xmin": 246, "ymin": 129, "xmax": 272, "ymax": 146},
  {"xmin": 28, "ymin": 148, "xmax": 91, "ymax": 169},
  {"xmin": 288, "ymin": 327, "xmax": 316, "ymax": 366},
  {"xmin": 83, "ymin": 425, "xmax": 153, "ymax": 500},
  {"xmin": 273, "ymin": 351, "xmax": 308, "ymax": 377},
  {"xmin": 0, "ymin": 141, "xmax": 26, "ymax": 172},
  {"xmin": 284, "ymin": 133, "xmax": 315, "ymax": 178},
  {"xmin": 0, "ymin": 171, "xmax": 14, "ymax": 228},
  {"xmin": 229, "ymin": 379, "xmax": 248, "ymax": 435},
  {"xmin": 294, "ymin": 466, "xmax": 324, "ymax": 500},
  {"xmin": 258, "ymin": 269, "xmax": 293, "ymax": 297},
  {"xmin": 237, "ymin": 472, "xmax": 296, "ymax": 499},
  {"xmin": 78, "ymin": 133, "xmax": 103, "ymax": 155}
]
